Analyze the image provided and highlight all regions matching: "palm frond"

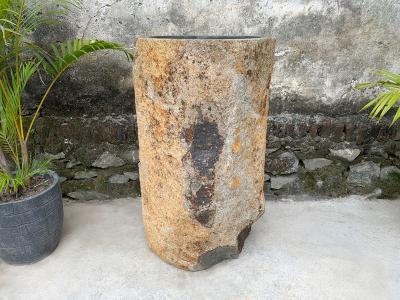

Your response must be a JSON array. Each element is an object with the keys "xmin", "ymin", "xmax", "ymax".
[
  {"xmin": 0, "ymin": 62, "xmax": 37, "ymax": 116},
  {"xmin": 36, "ymin": 39, "xmax": 133, "ymax": 77},
  {"xmin": 356, "ymin": 69, "xmax": 400, "ymax": 126},
  {"xmin": 375, "ymin": 69, "xmax": 400, "ymax": 84},
  {"xmin": 28, "ymin": 158, "xmax": 52, "ymax": 177},
  {"xmin": 0, "ymin": 170, "xmax": 12, "ymax": 193},
  {"xmin": 0, "ymin": 0, "xmax": 133, "ymax": 194},
  {"xmin": 0, "ymin": 131, "xmax": 15, "ymax": 155},
  {"xmin": 0, "ymin": 62, "xmax": 37, "ymax": 168},
  {"xmin": 0, "ymin": 0, "xmax": 82, "ymax": 70}
]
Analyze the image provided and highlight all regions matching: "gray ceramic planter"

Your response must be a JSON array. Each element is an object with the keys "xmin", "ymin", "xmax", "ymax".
[{"xmin": 0, "ymin": 172, "xmax": 63, "ymax": 265}]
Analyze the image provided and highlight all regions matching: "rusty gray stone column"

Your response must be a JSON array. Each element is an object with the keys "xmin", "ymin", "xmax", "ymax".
[{"xmin": 134, "ymin": 36, "xmax": 276, "ymax": 271}]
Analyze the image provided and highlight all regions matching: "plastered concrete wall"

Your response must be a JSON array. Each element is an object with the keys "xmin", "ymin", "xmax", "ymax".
[{"xmin": 33, "ymin": 0, "xmax": 400, "ymax": 117}]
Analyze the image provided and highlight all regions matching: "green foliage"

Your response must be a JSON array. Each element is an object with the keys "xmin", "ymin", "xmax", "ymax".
[
  {"xmin": 0, "ymin": 158, "xmax": 51, "ymax": 193},
  {"xmin": 378, "ymin": 172, "xmax": 400, "ymax": 199},
  {"xmin": 356, "ymin": 69, "xmax": 400, "ymax": 126},
  {"xmin": 0, "ymin": 0, "xmax": 132, "ymax": 196},
  {"xmin": 35, "ymin": 39, "xmax": 132, "ymax": 77},
  {"xmin": 0, "ymin": 0, "xmax": 82, "ymax": 70}
]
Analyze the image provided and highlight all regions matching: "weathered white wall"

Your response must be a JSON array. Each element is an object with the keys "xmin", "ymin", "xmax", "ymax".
[
  {"xmin": 30, "ymin": 0, "xmax": 400, "ymax": 199},
  {"xmin": 34, "ymin": 0, "xmax": 400, "ymax": 116}
]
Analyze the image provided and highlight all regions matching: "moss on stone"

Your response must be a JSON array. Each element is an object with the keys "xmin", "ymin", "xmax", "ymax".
[
  {"xmin": 378, "ymin": 173, "xmax": 400, "ymax": 199},
  {"xmin": 299, "ymin": 163, "xmax": 348, "ymax": 197},
  {"xmin": 61, "ymin": 179, "xmax": 97, "ymax": 195}
]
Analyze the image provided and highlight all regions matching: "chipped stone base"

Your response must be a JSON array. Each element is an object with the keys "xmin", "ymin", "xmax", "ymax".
[{"xmin": 193, "ymin": 225, "xmax": 251, "ymax": 271}]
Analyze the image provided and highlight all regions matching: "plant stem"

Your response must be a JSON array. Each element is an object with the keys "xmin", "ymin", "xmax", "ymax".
[
  {"xmin": 25, "ymin": 69, "xmax": 64, "ymax": 143},
  {"xmin": 0, "ymin": 78, "xmax": 23, "ymax": 142},
  {"xmin": 15, "ymin": 0, "xmax": 25, "ymax": 141},
  {"xmin": 0, "ymin": 149, "xmax": 10, "ymax": 172},
  {"xmin": 15, "ymin": 0, "xmax": 24, "ymax": 83},
  {"xmin": 20, "ymin": 140, "xmax": 29, "ymax": 183}
]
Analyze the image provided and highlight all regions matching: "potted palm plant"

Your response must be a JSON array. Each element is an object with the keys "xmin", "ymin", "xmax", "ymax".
[{"xmin": 0, "ymin": 0, "xmax": 131, "ymax": 264}]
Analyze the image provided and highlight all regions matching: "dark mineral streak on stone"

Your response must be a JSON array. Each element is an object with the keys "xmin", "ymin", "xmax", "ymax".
[
  {"xmin": 194, "ymin": 209, "xmax": 215, "ymax": 227},
  {"xmin": 192, "ymin": 185, "xmax": 214, "ymax": 207},
  {"xmin": 184, "ymin": 121, "xmax": 223, "ymax": 226},
  {"xmin": 189, "ymin": 121, "xmax": 223, "ymax": 177}
]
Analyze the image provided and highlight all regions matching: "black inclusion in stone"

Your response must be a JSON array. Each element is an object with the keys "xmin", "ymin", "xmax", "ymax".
[
  {"xmin": 183, "ymin": 121, "xmax": 224, "ymax": 227},
  {"xmin": 193, "ymin": 185, "xmax": 214, "ymax": 207},
  {"xmin": 190, "ymin": 122, "xmax": 223, "ymax": 177}
]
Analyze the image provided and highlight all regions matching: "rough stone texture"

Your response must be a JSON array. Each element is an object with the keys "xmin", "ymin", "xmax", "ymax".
[
  {"xmin": 124, "ymin": 171, "xmax": 139, "ymax": 181},
  {"xmin": 267, "ymin": 114, "xmax": 400, "ymax": 147},
  {"xmin": 380, "ymin": 166, "xmax": 400, "ymax": 180},
  {"xmin": 92, "ymin": 151, "xmax": 126, "ymax": 169},
  {"xmin": 108, "ymin": 174, "xmax": 130, "ymax": 184},
  {"xmin": 270, "ymin": 175, "xmax": 298, "ymax": 190},
  {"xmin": 120, "ymin": 149, "xmax": 140, "ymax": 164},
  {"xmin": 264, "ymin": 174, "xmax": 270, "ymax": 182},
  {"xmin": 298, "ymin": 162, "xmax": 348, "ymax": 198},
  {"xmin": 266, "ymin": 151, "xmax": 299, "ymax": 175},
  {"xmin": 366, "ymin": 144, "xmax": 389, "ymax": 159},
  {"xmin": 44, "ymin": 152, "xmax": 66, "ymax": 160},
  {"xmin": 29, "ymin": 113, "xmax": 400, "ymax": 199},
  {"xmin": 66, "ymin": 159, "xmax": 82, "ymax": 169},
  {"xmin": 329, "ymin": 147, "xmax": 361, "ymax": 162},
  {"xmin": 134, "ymin": 37, "xmax": 275, "ymax": 271},
  {"xmin": 74, "ymin": 170, "xmax": 97, "ymax": 179},
  {"xmin": 303, "ymin": 158, "xmax": 332, "ymax": 171},
  {"xmin": 67, "ymin": 190, "xmax": 111, "ymax": 201},
  {"xmin": 347, "ymin": 161, "xmax": 381, "ymax": 189}
]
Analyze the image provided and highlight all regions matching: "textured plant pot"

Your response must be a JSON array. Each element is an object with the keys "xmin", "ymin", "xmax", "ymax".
[
  {"xmin": 0, "ymin": 172, "xmax": 63, "ymax": 265},
  {"xmin": 134, "ymin": 36, "xmax": 276, "ymax": 271}
]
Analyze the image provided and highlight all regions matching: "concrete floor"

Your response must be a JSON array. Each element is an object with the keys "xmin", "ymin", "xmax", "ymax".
[{"xmin": 1, "ymin": 197, "xmax": 399, "ymax": 300}]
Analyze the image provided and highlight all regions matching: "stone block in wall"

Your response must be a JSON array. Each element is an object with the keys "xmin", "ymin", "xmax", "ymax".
[
  {"xmin": 329, "ymin": 143, "xmax": 361, "ymax": 162},
  {"xmin": 298, "ymin": 163, "xmax": 348, "ymax": 197},
  {"xmin": 377, "ymin": 168, "xmax": 400, "ymax": 199},
  {"xmin": 347, "ymin": 161, "xmax": 380, "ymax": 192},
  {"xmin": 266, "ymin": 152, "xmax": 299, "ymax": 175}
]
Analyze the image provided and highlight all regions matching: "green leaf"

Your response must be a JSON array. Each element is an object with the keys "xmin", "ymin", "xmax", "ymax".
[
  {"xmin": 358, "ymin": 69, "xmax": 400, "ymax": 125},
  {"xmin": 38, "ymin": 39, "xmax": 133, "ymax": 77},
  {"xmin": 370, "ymin": 93, "xmax": 390, "ymax": 119},
  {"xmin": 359, "ymin": 93, "xmax": 385, "ymax": 112},
  {"xmin": 375, "ymin": 69, "xmax": 400, "ymax": 84},
  {"xmin": 391, "ymin": 106, "xmax": 400, "ymax": 127},
  {"xmin": 0, "ymin": 170, "xmax": 12, "ymax": 193},
  {"xmin": 355, "ymin": 82, "xmax": 376, "ymax": 90},
  {"xmin": 378, "ymin": 91, "xmax": 400, "ymax": 122},
  {"xmin": 29, "ymin": 158, "xmax": 52, "ymax": 177}
]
